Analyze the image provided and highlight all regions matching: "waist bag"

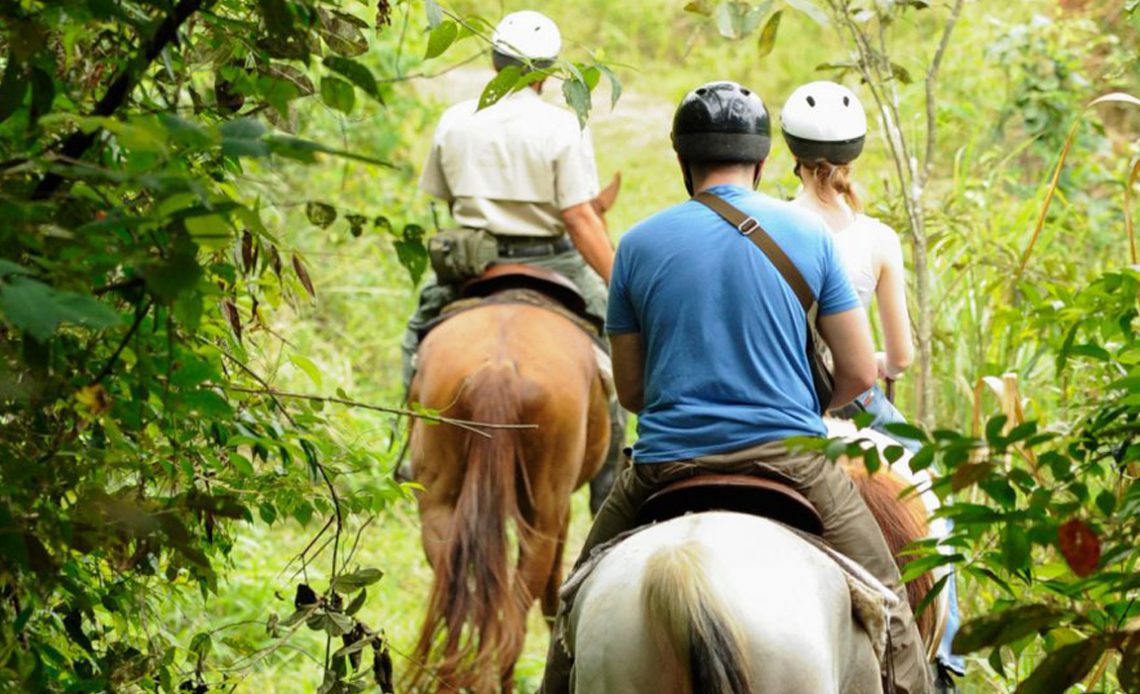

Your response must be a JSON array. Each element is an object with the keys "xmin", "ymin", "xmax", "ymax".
[
  {"xmin": 427, "ymin": 228, "xmax": 499, "ymax": 284},
  {"xmin": 693, "ymin": 191, "xmax": 835, "ymax": 413}
]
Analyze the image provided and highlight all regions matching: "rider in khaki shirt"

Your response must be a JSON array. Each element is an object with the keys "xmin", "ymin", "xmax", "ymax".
[{"xmin": 401, "ymin": 10, "xmax": 623, "ymax": 509}]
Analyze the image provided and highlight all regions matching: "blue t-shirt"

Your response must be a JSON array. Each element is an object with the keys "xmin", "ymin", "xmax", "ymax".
[{"xmin": 606, "ymin": 184, "xmax": 860, "ymax": 463}]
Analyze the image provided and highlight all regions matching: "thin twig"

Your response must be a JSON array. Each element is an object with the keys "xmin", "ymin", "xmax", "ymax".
[
  {"xmin": 379, "ymin": 50, "xmax": 487, "ymax": 84},
  {"xmin": 922, "ymin": 0, "xmax": 965, "ymax": 186},
  {"xmin": 222, "ymin": 385, "xmax": 539, "ymax": 438},
  {"xmin": 92, "ymin": 300, "xmax": 153, "ymax": 384}
]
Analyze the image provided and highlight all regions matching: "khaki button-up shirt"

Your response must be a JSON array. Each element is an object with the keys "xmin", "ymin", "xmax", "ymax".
[{"xmin": 420, "ymin": 87, "xmax": 600, "ymax": 238}]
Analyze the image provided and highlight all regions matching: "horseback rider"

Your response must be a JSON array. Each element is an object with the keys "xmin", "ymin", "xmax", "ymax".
[
  {"xmin": 541, "ymin": 81, "xmax": 931, "ymax": 694},
  {"xmin": 781, "ymin": 80, "xmax": 918, "ymax": 452},
  {"xmin": 782, "ymin": 80, "xmax": 965, "ymax": 691},
  {"xmin": 400, "ymin": 10, "xmax": 624, "ymax": 508}
]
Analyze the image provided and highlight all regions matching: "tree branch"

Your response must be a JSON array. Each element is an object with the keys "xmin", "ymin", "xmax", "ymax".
[
  {"xmin": 33, "ymin": 0, "xmax": 216, "ymax": 199},
  {"xmin": 922, "ymin": 0, "xmax": 966, "ymax": 186},
  {"xmin": 221, "ymin": 385, "xmax": 539, "ymax": 439},
  {"xmin": 92, "ymin": 300, "xmax": 153, "ymax": 384}
]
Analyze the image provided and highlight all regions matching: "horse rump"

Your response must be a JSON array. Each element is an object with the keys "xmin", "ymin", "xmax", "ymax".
[{"xmin": 641, "ymin": 541, "xmax": 753, "ymax": 694}]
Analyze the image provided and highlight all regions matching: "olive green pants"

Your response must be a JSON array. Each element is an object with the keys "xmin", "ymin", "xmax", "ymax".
[{"xmin": 540, "ymin": 439, "xmax": 933, "ymax": 694}]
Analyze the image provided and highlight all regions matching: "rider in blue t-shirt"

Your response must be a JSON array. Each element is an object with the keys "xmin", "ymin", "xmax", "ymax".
[{"xmin": 541, "ymin": 81, "xmax": 932, "ymax": 694}]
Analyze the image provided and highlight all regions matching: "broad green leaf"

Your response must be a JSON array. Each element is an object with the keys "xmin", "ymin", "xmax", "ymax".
[
  {"xmin": 478, "ymin": 66, "xmax": 521, "ymax": 110},
  {"xmin": 0, "ymin": 58, "xmax": 27, "ymax": 124},
  {"xmin": 598, "ymin": 64, "xmax": 623, "ymax": 110},
  {"xmin": 562, "ymin": 78, "xmax": 592, "ymax": 129},
  {"xmin": 1014, "ymin": 637, "xmax": 1106, "ymax": 694},
  {"xmin": 331, "ymin": 568, "xmax": 383, "ymax": 593},
  {"xmin": 424, "ymin": 20, "xmax": 458, "ymax": 60},
  {"xmin": 0, "ymin": 277, "xmax": 120, "ymax": 341},
  {"xmin": 785, "ymin": 0, "xmax": 829, "ymax": 25},
  {"xmin": 882, "ymin": 421, "xmax": 928, "ymax": 442},
  {"xmin": 318, "ymin": 8, "xmax": 369, "ymax": 57},
  {"xmin": 756, "ymin": 9, "xmax": 782, "ymax": 58},
  {"xmin": 424, "ymin": 0, "xmax": 443, "ymax": 28},
  {"xmin": 306, "ymin": 202, "xmax": 338, "ymax": 228},
  {"xmin": 715, "ymin": 0, "xmax": 750, "ymax": 38},
  {"xmin": 320, "ymin": 76, "xmax": 356, "ymax": 114},
  {"xmin": 323, "ymin": 57, "xmax": 381, "ymax": 100},
  {"xmin": 184, "ymin": 214, "xmax": 233, "ymax": 250},
  {"xmin": 953, "ymin": 605, "xmax": 1067, "ymax": 654},
  {"xmin": 290, "ymin": 354, "xmax": 323, "ymax": 387},
  {"xmin": 0, "ymin": 259, "xmax": 34, "ymax": 279}
]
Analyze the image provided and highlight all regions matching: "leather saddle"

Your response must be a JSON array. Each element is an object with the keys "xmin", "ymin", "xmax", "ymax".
[
  {"xmin": 461, "ymin": 263, "xmax": 588, "ymax": 316},
  {"xmin": 634, "ymin": 474, "xmax": 825, "ymax": 536}
]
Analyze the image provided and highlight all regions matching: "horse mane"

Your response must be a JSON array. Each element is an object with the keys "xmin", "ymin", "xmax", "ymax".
[
  {"xmin": 842, "ymin": 461, "xmax": 937, "ymax": 646},
  {"xmin": 642, "ymin": 540, "xmax": 753, "ymax": 694},
  {"xmin": 406, "ymin": 361, "xmax": 532, "ymax": 693}
]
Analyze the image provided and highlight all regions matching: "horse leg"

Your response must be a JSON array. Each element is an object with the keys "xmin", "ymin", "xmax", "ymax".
[{"xmin": 542, "ymin": 505, "xmax": 572, "ymax": 622}]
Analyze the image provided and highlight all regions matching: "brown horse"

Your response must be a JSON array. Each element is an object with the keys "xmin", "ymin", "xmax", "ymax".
[
  {"xmin": 838, "ymin": 461, "xmax": 944, "ymax": 659},
  {"xmin": 405, "ymin": 178, "xmax": 620, "ymax": 693}
]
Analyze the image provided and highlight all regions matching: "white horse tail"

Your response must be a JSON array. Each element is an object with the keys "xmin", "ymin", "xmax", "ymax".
[{"xmin": 641, "ymin": 540, "xmax": 753, "ymax": 694}]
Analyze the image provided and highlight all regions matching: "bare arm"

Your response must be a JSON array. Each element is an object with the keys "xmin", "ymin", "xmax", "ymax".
[
  {"xmin": 561, "ymin": 201, "xmax": 614, "ymax": 284},
  {"xmin": 874, "ymin": 233, "xmax": 914, "ymax": 380},
  {"xmin": 817, "ymin": 307, "xmax": 877, "ymax": 410},
  {"xmin": 609, "ymin": 332, "xmax": 645, "ymax": 412}
]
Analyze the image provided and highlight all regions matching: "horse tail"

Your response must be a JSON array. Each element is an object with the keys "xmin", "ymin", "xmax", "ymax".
[
  {"xmin": 410, "ymin": 361, "xmax": 531, "ymax": 692},
  {"xmin": 641, "ymin": 540, "xmax": 753, "ymax": 694}
]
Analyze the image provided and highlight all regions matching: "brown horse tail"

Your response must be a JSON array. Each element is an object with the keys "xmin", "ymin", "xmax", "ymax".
[
  {"xmin": 642, "ymin": 540, "xmax": 753, "ymax": 694},
  {"xmin": 410, "ymin": 360, "xmax": 531, "ymax": 693},
  {"xmin": 845, "ymin": 464, "xmax": 937, "ymax": 645}
]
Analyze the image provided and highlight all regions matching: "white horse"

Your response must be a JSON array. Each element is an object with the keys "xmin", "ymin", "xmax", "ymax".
[
  {"xmin": 565, "ymin": 511, "xmax": 887, "ymax": 694},
  {"xmin": 565, "ymin": 423, "xmax": 950, "ymax": 693}
]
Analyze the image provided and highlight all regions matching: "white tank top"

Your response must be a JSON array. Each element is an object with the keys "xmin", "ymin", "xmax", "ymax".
[{"xmin": 831, "ymin": 214, "xmax": 896, "ymax": 308}]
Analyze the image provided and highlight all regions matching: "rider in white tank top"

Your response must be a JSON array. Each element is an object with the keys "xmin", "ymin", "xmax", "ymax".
[{"xmin": 781, "ymin": 80, "xmax": 966, "ymax": 688}]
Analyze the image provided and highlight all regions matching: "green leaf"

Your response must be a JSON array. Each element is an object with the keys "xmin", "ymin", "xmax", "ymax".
[
  {"xmin": 345, "ymin": 587, "xmax": 367, "ymax": 616},
  {"xmin": 184, "ymin": 214, "xmax": 233, "ymax": 250},
  {"xmin": 1013, "ymin": 637, "xmax": 1107, "ymax": 694},
  {"xmin": 290, "ymin": 354, "xmax": 323, "ymax": 387},
  {"xmin": 952, "ymin": 605, "xmax": 1068, "ymax": 654},
  {"xmin": 756, "ymin": 10, "xmax": 782, "ymax": 58},
  {"xmin": 306, "ymin": 202, "xmax": 338, "ymax": 228},
  {"xmin": 425, "ymin": 20, "xmax": 459, "ymax": 60},
  {"xmin": 189, "ymin": 632, "xmax": 212, "ymax": 657},
  {"xmin": 424, "ymin": 0, "xmax": 443, "ymax": 28},
  {"xmin": 786, "ymin": 0, "xmax": 830, "ymax": 25},
  {"xmin": 882, "ymin": 421, "xmax": 928, "ymax": 442},
  {"xmin": 0, "ymin": 260, "xmax": 34, "ymax": 279},
  {"xmin": 890, "ymin": 61, "xmax": 913, "ymax": 84},
  {"xmin": 1000, "ymin": 525, "xmax": 1030, "ymax": 572},
  {"xmin": 715, "ymin": 0, "xmax": 750, "ymax": 38},
  {"xmin": 320, "ymin": 76, "xmax": 356, "ymax": 114},
  {"xmin": 598, "ymin": 64, "xmax": 623, "ymax": 110},
  {"xmin": 318, "ymin": 8, "xmax": 370, "ymax": 57},
  {"xmin": 0, "ymin": 58, "xmax": 28, "ymax": 124},
  {"xmin": 0, "ymin": 278, "xmax": 120, "ymax": 341},
  {"xmin": 394, "ymin": 225, "xmax": 427, "ymax": 285},
  {"xmin": 562, "ymin": 78, "xmax": 592, "ymax": 129},
  {"xmin": 331, "ymin": 568, "xmax": 384, "ymax": 593},
  {"xmin": 684, "ymin": 0, "xmax": 713, "ymax": 15},
  {"xmin": 478, "ymin": 66, "xmax": 521, "ymax": 110},
  {"xmin": 323, "ymin": 57, "xmax": 381, "ymax": 101}
]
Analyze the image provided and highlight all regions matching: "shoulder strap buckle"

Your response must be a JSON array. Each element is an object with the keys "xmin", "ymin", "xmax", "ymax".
[{"xmin": 737, "ymin": 217, "xmax": 760, "ymax": 236}]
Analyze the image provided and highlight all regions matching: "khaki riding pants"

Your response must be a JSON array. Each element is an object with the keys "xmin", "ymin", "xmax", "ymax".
[{"xmin": 540, "ymin": 439, "xmax": 933, "ymax": 694}]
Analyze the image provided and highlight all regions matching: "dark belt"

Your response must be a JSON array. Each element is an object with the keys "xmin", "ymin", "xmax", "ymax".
[{"xmin": 496, "ymin": 234, "xmax": 574, "ymax": 258}]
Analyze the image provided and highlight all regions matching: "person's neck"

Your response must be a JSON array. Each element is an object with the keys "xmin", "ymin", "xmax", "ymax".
[
  {"xmin": 693, "ymin": 170, "xmax": 754, "ymax": 192},
  {"xmin": 793, "ymin": 185, "xmax": 854, "ymax": 232}
]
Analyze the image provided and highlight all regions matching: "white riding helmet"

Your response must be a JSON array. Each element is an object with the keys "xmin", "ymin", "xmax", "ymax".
[
  {"xmin": 780, "ymin": 81, "xmax": 868, "ymax": 164},
  {"xmin": 491, "ymin": 10, "xmax": 562, "ymax": 63}
]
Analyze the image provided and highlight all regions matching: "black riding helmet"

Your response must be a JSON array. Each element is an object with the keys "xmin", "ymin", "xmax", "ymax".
[{"xmin": 672, "ymin": 81, "xmax": 771, "ymax": 194}]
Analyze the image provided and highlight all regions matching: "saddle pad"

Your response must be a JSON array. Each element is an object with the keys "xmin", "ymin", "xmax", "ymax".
[{"xmin": 424, "ymin": 288, "xmax": 603, "ymax": 345}]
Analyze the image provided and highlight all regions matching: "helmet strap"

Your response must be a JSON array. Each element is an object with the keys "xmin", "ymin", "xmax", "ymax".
[
  {"xmin": 680, "ymin": 157, "xmax": 695, "ymax": 196},
  {"xmin": 751, "ymin": 161, "xmax": 765, "ymax": 190}
]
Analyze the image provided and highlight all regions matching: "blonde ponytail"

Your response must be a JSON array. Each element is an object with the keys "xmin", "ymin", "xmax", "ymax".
[{"xmin": 795, "ymin": 160, "xmax": 863, "ymax": 213}]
